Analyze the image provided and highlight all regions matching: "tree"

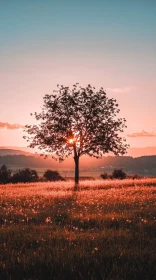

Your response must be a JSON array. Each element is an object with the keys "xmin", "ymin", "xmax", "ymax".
[
  {"xmin": 12, "ymin": 168, "xmax": 39, "ymax": 183},
  {"xmin": 112, "ymin": 169, "xmax": 127, "ymax": 180},
  {"xmin": 132, "ymin": 173, "xmax": 142, "ymax": 180},
  {"xmin": 24, "ymin": 84, "xmax": 128, "ymax": 185},
  {"xmin": 43, "ymin": 170, "xmax": 64, "ymax": 181},
  {"xmin": 100, "ymin": 172, "xmax": 109, "ymax": 180},
  {"xmin": 0, "ymin": 165, "xmax": 11, "ymax": 184}
]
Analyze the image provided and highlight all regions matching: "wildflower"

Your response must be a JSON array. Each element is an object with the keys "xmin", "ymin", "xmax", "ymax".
[
  {"xmin": 45, "ymin": 217, "xmax": 52, "ymax": 223},
  {"xmin": 92, "ymin": 247, "xmax": 98, "ymax": 253}
]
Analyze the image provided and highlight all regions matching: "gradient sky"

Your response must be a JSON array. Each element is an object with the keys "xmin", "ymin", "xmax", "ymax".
[{"xmin": 0, "ymin": 0, "xmax": 156, "ymax": 148}]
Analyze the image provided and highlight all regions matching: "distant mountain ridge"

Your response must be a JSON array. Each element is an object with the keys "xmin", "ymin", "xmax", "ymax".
[
  {"xmin": 0, "ymin": 146, "xmax": 156, "ymax": 177},
  {"xmin": 0, "ymin": 146, "xmax": 156, "ymax": 157},
  {"xmin": 0, "ymin": 148, "xmax": 32, "ymax": 156},
  {"xmin": 0, "ymin": 153, "xmax": 156, "ymax": 176},
  {"xmin": 0, "ymin": 147, "xmax": 34, "ymax": 155}
]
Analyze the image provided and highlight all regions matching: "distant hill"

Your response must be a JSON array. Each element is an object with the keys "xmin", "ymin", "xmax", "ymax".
[
  {"xmin": 1, "ymin": 146, "xmax": 156, "ymax": 157},
  {"xmin": 0, "ymin": 147, "xmax": 34, "ymax": 155},
  {"xmin": 0, "ymin": 153, "xmax": 156, "ymax": 176},
  {"xmin": 0, "ymin": 146, "xmax": 156, "ymax": 177},
  {"xmin": 0, "ymin": 148, "xmax": 32, "ymax": 156}
]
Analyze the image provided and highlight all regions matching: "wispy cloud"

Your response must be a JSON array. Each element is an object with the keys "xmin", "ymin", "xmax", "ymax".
[
  {"xmin": 127, "ymin": 130, "xmax": 156, "ymax": 138},
  {"xmin": 106, "ymin": 86, "xmax": 133, "ymax": 93},
  {"xmin": 0, "ymin": 122, "xmax": 25, "ymax": 130}
]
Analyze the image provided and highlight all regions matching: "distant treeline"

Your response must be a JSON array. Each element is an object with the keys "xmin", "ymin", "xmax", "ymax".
[
  {"xmin": 0, "ymin": 165, "xmax": 144, "ymax": 184},
  {"xmin": 100, "ymin": 169, "xmax": 142, "ymax": 180},
  {"xmin": 0, "ymin": 165, "xmax": 64, "ymax": 184},
  {"xmin": 0, "ymin": 155, "xmax": 156, "ymax": 175}
]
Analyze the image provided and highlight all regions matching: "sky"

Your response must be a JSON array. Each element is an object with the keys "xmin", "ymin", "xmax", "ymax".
[{"xmin": 0, "ymin": 0, "xmax": 156, "ymax": 149}]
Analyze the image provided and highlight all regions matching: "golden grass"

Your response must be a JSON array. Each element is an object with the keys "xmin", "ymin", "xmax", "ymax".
[{"xmin": 0, "ymin": 179, "xmax": 156, "ymax": 279}]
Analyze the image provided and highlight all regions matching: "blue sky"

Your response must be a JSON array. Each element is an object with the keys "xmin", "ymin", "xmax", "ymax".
[{"xmin": 0, "ymin": 0, "xmax": 156, "ymax": 147}]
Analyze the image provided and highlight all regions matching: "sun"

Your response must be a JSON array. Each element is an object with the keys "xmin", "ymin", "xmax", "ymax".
[
  {"xmin": 68, "ymin": 132, "xmax": 80, "ymax": 147},
  {"xmin": 68, "ymin": 138, "xmax": 75, "ymax": 144}
]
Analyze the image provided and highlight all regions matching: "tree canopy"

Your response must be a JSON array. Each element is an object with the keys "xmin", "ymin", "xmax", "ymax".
[
  {"xmin": 43, "ymin": 170, "xmax": 64, "ymax": 181},
  {"xmin": 12, "ymin": 168, "xmax": 39, "ymax": 183},
  {"xmin": 0, "ymin": 165, "xmax": 11, "ymax": 184},
  {"xmin": 24, "ymin": 84, "xmax": 128, "ymax": 184}
]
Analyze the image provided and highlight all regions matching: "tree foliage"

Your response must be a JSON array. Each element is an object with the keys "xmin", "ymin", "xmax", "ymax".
[
  {"xmin": 24, "ymin": 84, "xmax": 129, "ymax": 184},
  {"xmin": 0, "ymin": 165, "xmax": 11, "ymax": 184},
  {"xmin": 12, "ymin": 168, "xmax": 39, "ymax": 183},
  {"xmin": 112, "ymin": 169, "xmax": 127, "ymax": 180},
  {"xmin": 100, "ymin": 172, "xmax": 109, "ymax": 180},
  {"xmin": 43, "ymin": 170, "xmax": 64, "ymax": 181}
]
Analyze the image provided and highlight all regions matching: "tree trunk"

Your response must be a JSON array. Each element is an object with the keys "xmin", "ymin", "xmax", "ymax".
[{"xmin": 74, "ymin": 155, "xmax": 79, "ymax": 186}]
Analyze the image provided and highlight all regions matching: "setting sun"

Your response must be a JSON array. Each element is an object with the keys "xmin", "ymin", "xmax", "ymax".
[
  {"xmin": 68, "ymin": 138, "xmax": 75, "ymax": 144},
  {"xmin": 68, "ymin": 133, "xmax": 80, "ymax": 148}
]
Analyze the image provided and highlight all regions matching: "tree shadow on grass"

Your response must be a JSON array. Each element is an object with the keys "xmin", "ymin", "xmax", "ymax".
[{"xmin": 52, "ymin": 191, "xmax": 79, "ymax": 227}]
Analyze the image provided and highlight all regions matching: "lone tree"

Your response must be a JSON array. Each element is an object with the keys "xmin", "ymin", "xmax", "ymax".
[{"xmin": 24, "ymin": 84, "xmax": 128, "ymax": 185}]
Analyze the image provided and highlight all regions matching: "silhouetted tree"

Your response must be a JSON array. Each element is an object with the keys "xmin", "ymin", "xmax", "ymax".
[
  {"xmin": 24, "ymin": 84, "xmax": 128, "ymax": 185},
  {"xmin": 43, "ymin": 170, "xmax": 64, "ymax": 181},
  {"xmin": 112, "ymin": 169, "xmax": 127, "ymax": 180},
  {"xmin": 100, "ymin": 172, "xmax": 109, "ymax": 180},
  {"xmin": 12, "ymin": 168, "xmax": 39, "ymax": 183},
  {"xmin": 0, "ymin": 165, "xmax": 11, "ymax": 184},
  {"xmin": 132, "ymin": 173, "xmax": 142, "ymax": 180}
]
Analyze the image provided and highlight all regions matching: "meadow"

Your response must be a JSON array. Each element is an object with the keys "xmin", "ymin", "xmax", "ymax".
[{"xmin": 0, "ymin": 179, "xmax": 156, "ymax": 280}]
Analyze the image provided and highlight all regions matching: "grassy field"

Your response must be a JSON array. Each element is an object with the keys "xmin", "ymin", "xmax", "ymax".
[{"xmin": 0, "ymin": 179, "xmax": 156, "ymax": 280}]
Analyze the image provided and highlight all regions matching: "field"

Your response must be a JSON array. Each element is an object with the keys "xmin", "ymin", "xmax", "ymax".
[{"xmin": 0, "ymin": 179, "xmax": 156, "ymax": 280}]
